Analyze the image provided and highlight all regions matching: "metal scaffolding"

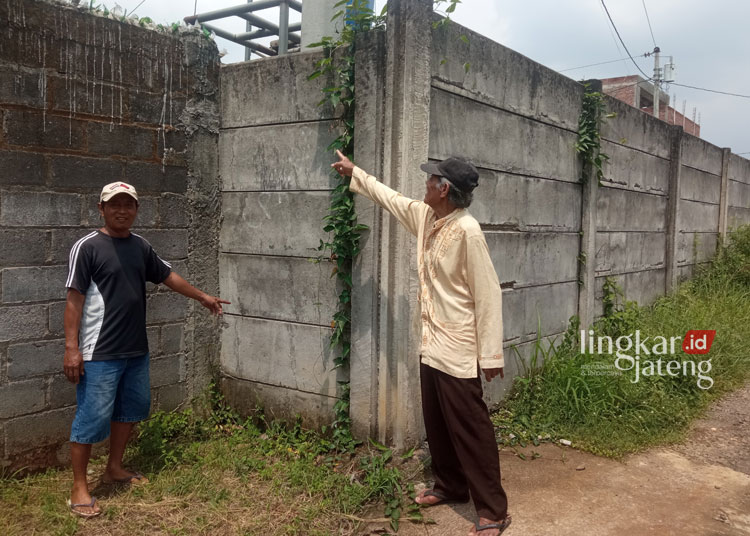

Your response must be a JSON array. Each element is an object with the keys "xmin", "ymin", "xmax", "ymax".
[{"xmin": 184, "ymin": 0, "xmax": 302, "ymax": 58}]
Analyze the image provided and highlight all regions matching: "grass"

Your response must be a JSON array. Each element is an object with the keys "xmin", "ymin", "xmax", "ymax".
[
  {"xmin": 0, "ymin": 391, "xmax": 425, "ymax": 535},
  {"xmin": 493, "ymin": 225, "xmax": 750, "ymax": 458}
]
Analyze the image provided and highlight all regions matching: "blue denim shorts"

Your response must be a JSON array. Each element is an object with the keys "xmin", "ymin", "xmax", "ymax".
[{"xmin": 70, "ymin": 353, "xmax": 151, "ymax": 444}]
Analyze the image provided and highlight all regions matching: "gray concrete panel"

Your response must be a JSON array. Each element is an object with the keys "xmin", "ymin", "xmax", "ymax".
[
  {"xmin": 728, "ymin": 180, "xmax": 750, "ymax": 210},
  {"xmin": 594, "ymin": 269, "xmax": 666, "ymax": 314},
  {"xmin": 502, "ymin": 282, "xmax": 578, "ymax": 345},
  {"xmin": 429, "ymin": 88, "xmax": 580, "ymax": 183},
  {"xmin": 595, "ymin": 232, "xmax": 666, "ymax": 275},
  {"xmin": 219, "ymin": 121, "xmax": 341, "ymax": 191},
  {"xmin": 680, "ymin": 166, "xmax": 721, "ymax": 204},
  {"xmin": 221, "ymin": 191, "xmax": 331, "ymax": 257},
  {"xmin": 728, "ymin": 206, "xmax": 750, "ymax": 229},
  {"xmin": 676, "ymin": 264, "xmax": 696, "ymax": 284},
  {"xmin": 219, "ymin": 253, "xmax": 338, "ymax": 326},
  {"xmin": 596, "ymin": 187, "xmax": 667, "ymax": 232},
  {"xmin": 221, "ymin": 376, "xmax": 338, "ymax": 430},
  {"xmin": 483, "ymin": 333, "xmax": 564, "ymax": 406},
  {"xmin": 728, "ymin": 154, "xmax": 750, "ymax": 185},
  {"xmin": 680, "ymin": 135, "xmax": 723, "ymax": 175},
  {"xmin": 470, "ymin": 171, "xmax": 581, "ymax": 232},
  {"xmin": 221, "ymin": 315, "xmax": 340, "ymax": 397},
  {"xmin": 676, "ymin": 232, "xmax": 718, "ymax": 265},
  {"xmin": 430, "ymin": 21, "xmax": 582, "ymax": 131},
  {"xmin": 221, "ymin": 50, "xmax": 340, "ymax": 128},
  {"xmin": 600, "ymin": 140, "xmax": 669, "ymax": 194},
  {"xmin": 485, "ymin": 232, "xmax": 579, "ymax": 287},
  {"xmin": 678, "ymin": 199, "xmax": 719, "ymax": 233},
  {"xmin": 600, "ymin": 96, "xmax": 672, "ymax": 159}
]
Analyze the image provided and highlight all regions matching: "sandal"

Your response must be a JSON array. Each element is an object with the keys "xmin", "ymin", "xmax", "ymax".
[
  {"xmin": 67, "ymin": 496, "xmax": 102, "ymax": 518},
  {"xmin": 474, "ymin": 514, "xmax": 512, "ymax": 534}
]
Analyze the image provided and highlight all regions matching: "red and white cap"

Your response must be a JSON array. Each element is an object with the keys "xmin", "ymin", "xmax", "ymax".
[{"xmin": 100, "ymin": 182, "xmax": 138, "ymax": 203}]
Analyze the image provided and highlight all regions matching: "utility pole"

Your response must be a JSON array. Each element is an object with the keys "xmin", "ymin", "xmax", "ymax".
[{"xmin": 652, "ymin": 46, "xmax": 661, "ymax": 119}]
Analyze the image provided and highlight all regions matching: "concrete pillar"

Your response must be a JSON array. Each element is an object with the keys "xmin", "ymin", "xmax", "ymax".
[
  {"xmin": 350, "ymin": 29, "xmax": 387, "ymax": 440},
  {"xmin": 665, "ymin": 125, "xmax": 684, "ymax": 293},
  {"xmin": 577, "ymin": 175, "xmax": 598, "ymax": 329},
  {"xmin": 181, "ymin": 33, "xmax": 222, "ymax": 401},
  {"xmin": 577, "ymin": 80, "xmax": 601, "ymax": 329},
  {"xmin": 301, "ymin": 0, "xmax": 338, "ymax": 48},
  {"xmin": 718, "ymin": 147, "xmax": 731, "ymax": 239},
  {"xmin": 350, "ymin": 0, "xmax": 433, "ymax": 449}
]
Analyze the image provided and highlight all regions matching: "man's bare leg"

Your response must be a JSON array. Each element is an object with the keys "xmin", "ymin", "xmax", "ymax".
[
  {"xmin": 70, "ymin": 442, "xmax": 100, "ymax": 515},
  {"xmin": 101, "ymin": 421, "xmax": 148, "ymax": 483}
]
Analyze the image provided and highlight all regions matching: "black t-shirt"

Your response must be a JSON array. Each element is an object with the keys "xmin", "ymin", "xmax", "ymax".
[{"xmin": 65, "ymin": 230, "xmax": 172, "ymax": 360}]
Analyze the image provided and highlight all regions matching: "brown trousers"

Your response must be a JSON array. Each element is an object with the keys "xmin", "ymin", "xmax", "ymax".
[{"xmin": 420, "ymin": 362, "xmax": 508, "ymax": 520}]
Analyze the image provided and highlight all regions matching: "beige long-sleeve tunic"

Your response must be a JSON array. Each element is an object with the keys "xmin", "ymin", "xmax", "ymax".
[{"xmin": 350, "ymin": 166, "xmax": 504, "ymax": 379}]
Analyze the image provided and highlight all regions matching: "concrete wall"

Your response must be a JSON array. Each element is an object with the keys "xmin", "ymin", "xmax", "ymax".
[
  {"xmin": 421, "ymin": 17, "xmax": 750, "ymax": 411},
  {"xmin": 427, "ymin": 19, "xmax": 584, "ymax": 405},
  {"xmin": 214, "ymin": 0, "xmax": 750, "ymax": 446},
  {"xmin": 218, "ymin": 51, "xmax": 346, "ymax": 425},
  {"xmin": 0, "ymin": 0, "xmax": 221, "ymax": 470}
]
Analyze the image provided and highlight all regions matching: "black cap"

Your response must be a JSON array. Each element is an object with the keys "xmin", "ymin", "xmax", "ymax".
[{"xmin": 420, "ymin": 157, "xmax": 479, "ymax": 193}]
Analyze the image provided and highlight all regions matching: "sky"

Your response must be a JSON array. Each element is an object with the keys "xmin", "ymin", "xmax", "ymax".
[{"xmin": 104, "ymin": 0, "xmax": 749, "ymax": 154}]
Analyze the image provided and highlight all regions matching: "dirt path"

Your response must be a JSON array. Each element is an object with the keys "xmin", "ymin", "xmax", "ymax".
[{"xmin": 359, "ymin": 385, "xmax": 750, "ymax": 536}]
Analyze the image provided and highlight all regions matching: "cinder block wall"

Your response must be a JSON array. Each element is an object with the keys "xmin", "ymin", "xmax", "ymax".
[
  {"xmin": 218, "ymin": 52, "xmax": 346, "ymax": 425},
  {"xmin": 0, "ymin": 0, "xmax": 220, "ymax": 471}
]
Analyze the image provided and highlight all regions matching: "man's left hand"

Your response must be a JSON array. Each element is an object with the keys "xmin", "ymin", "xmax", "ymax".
[
  {"xmin": 331, "ymin": 150, "xmax": 355, "ymax": 177},
  {"xmin": 482, "ymin": 367, "xmax": 504, "ymax": 382}
]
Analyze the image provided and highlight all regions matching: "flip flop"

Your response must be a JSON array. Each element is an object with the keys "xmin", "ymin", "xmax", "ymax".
[
  {"xmin": 415, "ymin": 489, "xmax": 470, "ymax": 506},
  {"xmin": 67, "ymin": 496, "xmax": 102, "ymax": 518},
  {"xmin": 474, "ymin": 514, "xmax": 512, "ymax": 534}
]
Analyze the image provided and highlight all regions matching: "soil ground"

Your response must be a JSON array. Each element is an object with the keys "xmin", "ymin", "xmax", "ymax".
[{"xmin": 359, "ymin": 384, "xmax": 750, "ymax": 536}]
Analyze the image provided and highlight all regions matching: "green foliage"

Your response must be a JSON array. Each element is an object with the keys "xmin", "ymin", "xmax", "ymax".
[
  {"xmin": 598, "ymin": 276, "xmax": 640, "ymax": 337},
  {"xmin": 494, "ymin": 225, "xmax": 750, "ymax": 457},
  {"xmin": 136, "ymin": 409, "xmax": 202, "ymax": 467},
  {"xmin": 575, "ymin": 84, "xmax": 612, "ymax": 184}
]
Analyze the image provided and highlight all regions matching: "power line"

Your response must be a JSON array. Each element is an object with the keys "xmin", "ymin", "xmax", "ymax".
[
  {"xmin": 671, "ymin": 82, "xmax": 750, "ymax": 99},
  {"xmin": 600, "ymin": 0, "xmax": 652, "ymax": 80},
  {"xmin": 598, "ymin": 1, "xmax": 630, "ymax": 72},
  {"xmin": 559, "ymin": 53, "xmax": 649, "ymax": 73},
  {"xmin": 641, "ymin": 0, "xmax": 657, "ymax": 48}
]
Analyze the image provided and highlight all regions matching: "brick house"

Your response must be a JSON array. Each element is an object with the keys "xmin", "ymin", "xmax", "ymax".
[{"xmin": 601, "ymin": 75, "xmax": 700, "ymax": 137}]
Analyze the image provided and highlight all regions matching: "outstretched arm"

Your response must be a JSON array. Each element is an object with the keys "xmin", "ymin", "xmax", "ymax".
[
  {"xmin": 163, "ymin": 272, "xmax": 230, "ymax": 315},
  {"xmin": 332, "ymin": 150, "xmax": 427, "ymax": 237}
]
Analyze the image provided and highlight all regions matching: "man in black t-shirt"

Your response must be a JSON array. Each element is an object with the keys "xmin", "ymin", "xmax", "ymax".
[{"xmin": 63, "ymin": 182, "xmax": 229, "ymax": 518}]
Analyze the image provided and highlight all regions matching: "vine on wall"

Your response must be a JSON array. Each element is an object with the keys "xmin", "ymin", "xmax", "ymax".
[
  {"xmin": 310, "ymin": 0, "xmax": 464, "ymax": 453},
  {"xmin": 575, "ymin": 84, "xmax": 613, "ymax": 185},
  {"xmin": 308, "ymin": 0, "xmax": 385, "ymax": 452}
]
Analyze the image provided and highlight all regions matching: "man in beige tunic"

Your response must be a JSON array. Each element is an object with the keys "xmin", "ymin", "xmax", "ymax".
[{"xmin": 332, "ymin": 151, "xmax": 511, "ymax": 536}]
